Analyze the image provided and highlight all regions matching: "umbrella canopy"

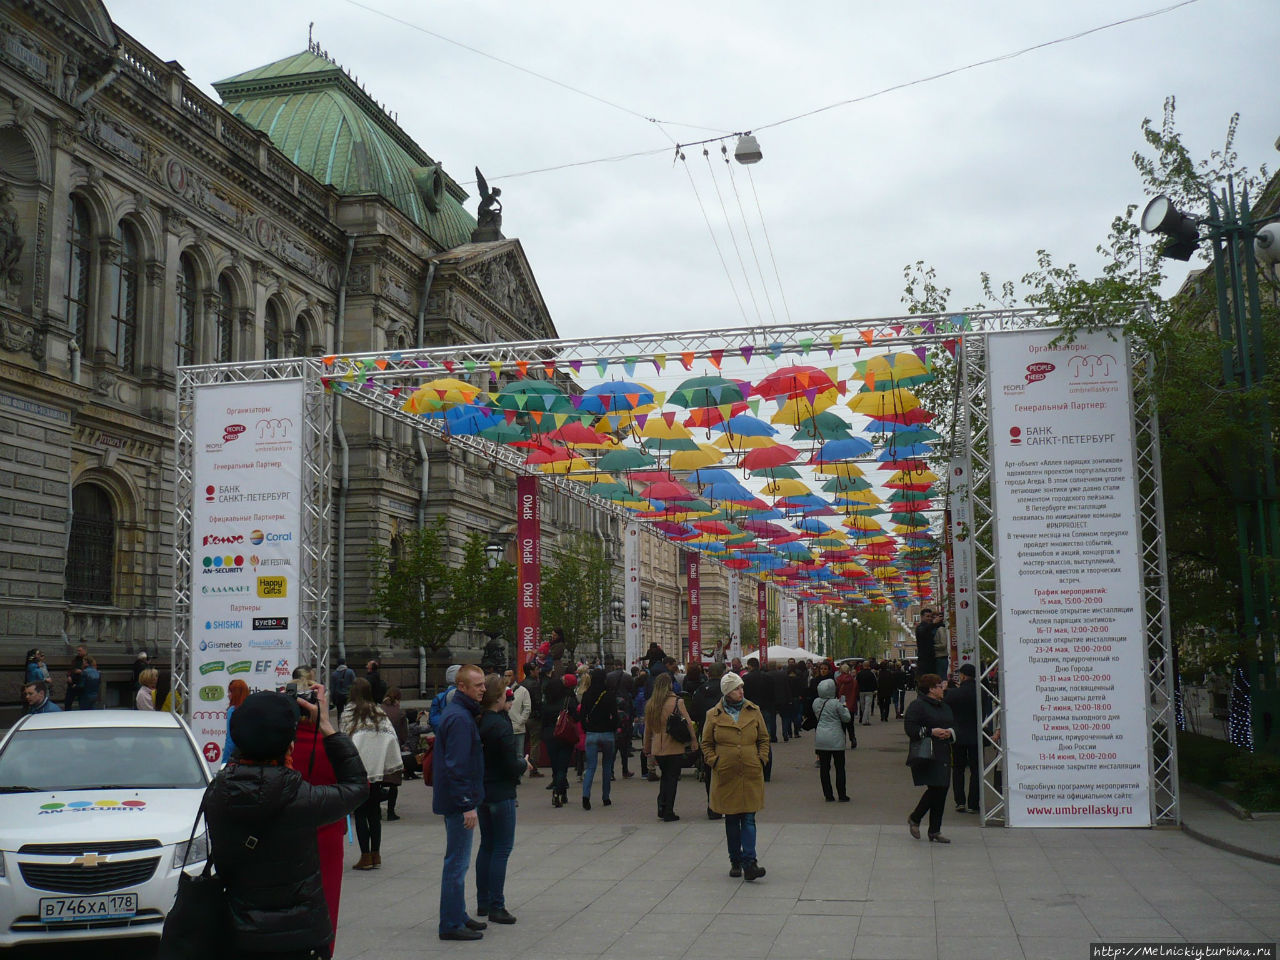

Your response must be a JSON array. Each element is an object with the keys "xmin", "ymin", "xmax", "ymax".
[
  {"xmin": 669, "ymin": 445, "xmax": 725, "ymax": 471},
  {"xmin": 754, "ymin": 365, "xmax": 838, "ymax": 399},
  {"xmin": 637, "ymin": 416, "xmax": 693, "ymax": 440},
  {"xmin": 578, "ymin": 381, "xmax": 656, "ymax": 414},
  {"xmin": 494, "ymin": 380, "xmax": 574, "ymax": 414},
  {"xmin": 740, "ymin": 445, "xmax": 799, "ymax": 470},
  {"xmin": 598, "ymin": 448, "xmax": 657, "ymax": 471},
  {"xmin": 847, "ymin": 388, "xmax": 921, "ymax": 417},
  {"xmin": 669, "ymin": 376, "xmax": 748, "ymax": 409},
  {"xmin": 403, "ymin": 377, "xmax": 484, "ymax": 413},
  {"xmin": 812, "ymin": 437, "xmax": 874, "ymax": 462},
  {"xmin": 711, "ymin": 414, "xmax": 777, "ymax": 437}
]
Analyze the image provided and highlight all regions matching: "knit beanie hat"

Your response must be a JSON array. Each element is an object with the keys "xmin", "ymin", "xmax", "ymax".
[
  {"xmin": 230, "ymin": 691, "xmax": 300, "ymax": 761},
  {"xmin": 720, "ymin": 672, "xmax": 745, "ymax": 696},
  {"xmin": 445, "ymin": 664, "xmax": 462, "ymax": 685},
  {"xmin": 563, "ymin": 673, "xmax": 577, "ymax": 689}
]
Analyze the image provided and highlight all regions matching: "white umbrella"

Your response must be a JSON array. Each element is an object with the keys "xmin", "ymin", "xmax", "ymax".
[{"xmin": 765, "ymin": 644, "xmax": 826, "ymax": 663}]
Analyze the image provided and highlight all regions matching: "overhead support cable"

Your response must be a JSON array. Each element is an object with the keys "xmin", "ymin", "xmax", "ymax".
[
  {"xmin": 745, "ymin": 166, "xmax": 793, "ymax": 326},
  {"xmin": 703, "ymin": 147, "xmax": 763, "ymax": 324},
  {"xmin": 721, "ymin": 144, "xmax": 777, "ymax": 325},
  {"xmin": 678, "ymin": 149, "xmax": 749, "ymax": 325}
]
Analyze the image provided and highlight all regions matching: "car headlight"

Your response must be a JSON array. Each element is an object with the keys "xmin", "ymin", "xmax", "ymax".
[{"xmin": 172, "ymin": 830, "xmax": 209, "ymax": 869}]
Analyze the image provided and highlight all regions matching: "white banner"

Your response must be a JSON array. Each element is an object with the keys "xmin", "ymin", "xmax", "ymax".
[
  {"xmin": 780, "ymin": 595, "xmax": 798, "ymax": 646},
  {"xmin": 948, "ymin": 458, "xmax": 978, "ymax": 669},
  {"xmin": 988, "ymin": 329, "xmax": 1150, "ymax": 827},
  {"xmin": 624, "ymin": 522, "xmax": 642, "ymax": 668},
  {"xmin": 727, "ymin": 571, "xmax": 741, "ymax": 659},
  {"xmin": 190, "ymin": 381, "xmax": 305, "ymax": 766}
]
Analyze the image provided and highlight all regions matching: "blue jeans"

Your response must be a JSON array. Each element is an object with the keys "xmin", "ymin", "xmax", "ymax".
[
  {"xmin": 476, "ymin": 798, "xmax": 516, "ymax": 911},
  {"xmin": 583, "ymin": 731, "xmax": 615, "ymax": 800},
  {"xmin": 439, "ymin": 812, "xmax": 475, "ymax": 934},
  {"xmin": 724, "ymin": 812, "xmax": 757, "ymax": 866}
]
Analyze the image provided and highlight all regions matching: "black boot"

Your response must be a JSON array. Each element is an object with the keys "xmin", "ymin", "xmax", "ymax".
[{"xmin": 743, "ymin": 860, "xmax": 766, "ymax": 882}]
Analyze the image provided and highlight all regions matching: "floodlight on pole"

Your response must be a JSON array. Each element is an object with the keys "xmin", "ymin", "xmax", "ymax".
[
  {"xmin": 733, "ymin": 133, "xmax": 762, "ymax": 165},
  {"xmin": 1139, "ymin": 194, "xmax": 1201, "ymax": 261}
]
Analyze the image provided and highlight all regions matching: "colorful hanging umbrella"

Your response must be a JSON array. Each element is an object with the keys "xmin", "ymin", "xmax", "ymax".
[
  {"xmin": 494, "ymin": 380, "xmax": 574, "ymax": 414},
  {"xmin": 762, "ymin": 478, "xmax": 811, "ymax": 498},
  {"xmin": 713, "ymin": 432, "xmax": 779, "ymax": 450},
  {"xmin": 711, "ymin": 414, "xmax": 777, "ymax": 437},
  {"xmin": 753, "ymin": 365, "xmax": 837, "ymax": 399},
  {"xmin": 812, "ymin": 437, "xmax": 874, "ymax": 462},
  {"xmin": 847, "ymin": 388, "xmax": 921, "ymax": 417},
  {"xmin": 669, "ymin": 376, "xmax": 748, "ymax": 409},
  {"xmin": 770, "ymin": 391, "xmax": 839, "ymax": 426},
  {"xmin": 598, "ymin": 448, "xmax": 657, "ymax": 472},
  {"xmin": 637, "ymin": 416, "xmax": 693, "ymax": 440},
  {"xmin": 790, "ymin": 411, "xmax": 855, "ymax": 441},
  {"xmin": 740, "ymin": 445, "xmax": 798, "ymax": 470},
  {"xmin": 860, "ymin": 352, "xmax": 932, "ymax": 391},
  {"xmin": 640, "ymin": 480, "xmax": 698, "ymax": 502},
  {"xmin": 669, "ymin": 445, "xmax": 725, "ymax": 471},
  {"xmin": 578, "ymin": 381, "xmax": 656, "ymax": 414},
  {"xmin": 403, "ymin": 377, "xmax": 483, "ymax": 414}
]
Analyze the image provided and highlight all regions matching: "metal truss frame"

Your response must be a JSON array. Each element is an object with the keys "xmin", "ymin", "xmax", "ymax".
[
  {"xmin": 959, "ymin": 327, "xmax": 1179, "ymax": 828},
  {"xmin": 173, "ymin": 358, "xmax": 332, "ymax": 718}
]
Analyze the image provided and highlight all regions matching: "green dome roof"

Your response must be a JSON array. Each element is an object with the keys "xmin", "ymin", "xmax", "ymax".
[{"xmin": 214, "ymin": 50, "xmax": 477, "ymax": 249}]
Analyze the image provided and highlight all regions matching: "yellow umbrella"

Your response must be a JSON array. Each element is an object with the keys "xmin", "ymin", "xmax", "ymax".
[
  {"xmin": 770, "ymin": 390, "xmax": 839, "ymax": 426},
  {"xmin": 812, "ymin": 461, "xmax": 866, "ymax": 478},
  {"xmin": 712, "ymin": 433, "xmax": 777, "ymax": 450},
  {"xmin": 862, "ymin": 352, "xmax": 931, "ymax": 390},
  {"xmin": 834, "ymin": 490, "xmax": 882, "ymax": 505},
  {"xmin": 402, "ymin": 377, "xmax": 482, "ymax": 413},
  {"xmin": 843, "ymin": 516, "xmax": 885, "ymax": 532},
  {"xmin": 637, "ymin": 417, "xmax": 693, "ymax": 440},
  {"xmin": 887, "ymin": 468, "xmax": 940, "ymax": 485},
  {"xmin": 847, "ymin": 388, "xmax": 920, "ymax": 417},
  {"xmin": 539, "ymin": 456, "xmax": 592, "ymax": 475},
  {"xmin": 668, "ymin": 444, "xmax": 724, "ymax": 471},
  {"xmin": 762, "ymin": 478, "xmax": 811, "ymax": 498}
]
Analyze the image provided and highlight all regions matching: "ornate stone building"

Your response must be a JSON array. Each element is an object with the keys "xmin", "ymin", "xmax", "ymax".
[{"xmin": 0, "ymin": 0, "xmax": 618, "ymax": 708}]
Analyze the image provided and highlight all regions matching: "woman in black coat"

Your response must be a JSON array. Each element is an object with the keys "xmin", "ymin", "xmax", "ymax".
[
  {"xmin": 476, "ymin": 674, "xmax": 530, "ymax": 924},
  {"xmin": 903, "ymin": 673, "xmax": 956, "ymax": 843}
]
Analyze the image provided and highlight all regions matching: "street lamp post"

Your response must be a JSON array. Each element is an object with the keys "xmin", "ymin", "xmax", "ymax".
[{"xmin": 1142, "ymin": 182, "xmax": 1280, "ymax": 751}]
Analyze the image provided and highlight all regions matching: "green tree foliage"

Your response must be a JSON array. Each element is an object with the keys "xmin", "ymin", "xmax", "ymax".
[
  {"xmin": 368, "ymin": 518, "xmax": 463, "ymax": 651},
  {"xmin": 540, "ymin": 533, "xmax": 615, "ymax": 654},
  {"xmin": 452, "ymin": 531, "xmax": 517, "ymax": 642},
  {"xmin": 902, "ymin": 97, "xmax": 1280, "ymax": 670}
]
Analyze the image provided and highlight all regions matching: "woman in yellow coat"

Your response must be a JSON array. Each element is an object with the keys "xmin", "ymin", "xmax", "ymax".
[{"xmin": 700, "ymin": 671, "xmax": 769, "ymax": 881}]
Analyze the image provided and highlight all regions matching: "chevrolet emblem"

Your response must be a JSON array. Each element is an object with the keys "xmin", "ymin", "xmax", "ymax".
[{"xmin": 72, "ymin": 853, "xmax": 108, "ymax": 868}]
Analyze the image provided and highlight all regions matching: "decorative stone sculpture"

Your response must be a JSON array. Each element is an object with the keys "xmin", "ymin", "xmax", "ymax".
[
  {"xmin": 0, "ymin": 184, "xmax": 24, "ymax": 299},
  {"xmin": 471, "ymin": 167, "xmax": 502, "ymax": 242}
]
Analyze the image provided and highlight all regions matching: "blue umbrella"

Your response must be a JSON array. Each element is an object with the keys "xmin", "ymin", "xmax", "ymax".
[
  {"xmin": 578, "ymin": 381, "xmax": 655, "ymax": 414},
  {"xmin": 813, "ymin": 437, "xmax": 874, "ymax": 462},
  {"xmin": 711, "ymin": 414, "xmax": 777, "ymax": 437},
  {"xmin": 688, "ymin": 468, "xmax": 739, "ymax": 485},
  {"xmin": 701, "ymin": 482, "xmax": 754, "ymax": 501},
  {"xmin": 794, "ymin": 518, "xmax": 834, "ymax": 534},
  {"xmin": 877, "ymin": 443, "xmax": 932, "ymax": 461}
]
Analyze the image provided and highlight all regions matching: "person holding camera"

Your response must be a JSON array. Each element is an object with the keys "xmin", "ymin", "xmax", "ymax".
[
  {"xmin": 340, "ymin": 678, "xmax": 402, "ymax": 871},
  {"xmin": 204, "ymin": 684, "xmax": 367, "ymax": 959}
]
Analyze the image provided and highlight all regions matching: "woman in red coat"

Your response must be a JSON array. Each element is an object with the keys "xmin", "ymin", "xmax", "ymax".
[{"xmin": 289, "ymin": 667, "xmax": 346, "ymax": 943}]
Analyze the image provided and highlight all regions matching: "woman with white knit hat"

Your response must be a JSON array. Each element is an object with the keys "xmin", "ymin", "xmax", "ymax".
[{"xmin": 699, "ymin": 670, "xmax": 770, "ymax": 881}]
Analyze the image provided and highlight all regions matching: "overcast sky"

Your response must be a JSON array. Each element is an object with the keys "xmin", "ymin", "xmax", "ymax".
[{"xmin": 110, "ymin": 0, "xmax": 1276, "ymax": 343}]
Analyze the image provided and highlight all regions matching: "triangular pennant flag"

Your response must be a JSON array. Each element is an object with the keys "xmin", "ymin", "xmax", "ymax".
[
  {"xmin": 322, "ymin": 355, "xmax": 336, "ymax": 367},
  {"xmin": 829, "ymin": 334, "xmax": 844, "ymax": 352},
  {"xmin": 681, "ymin": 351, "xmax": 695, "ymax": 371},
  {"xmin": 570, "ymin": 394, "xmax": 586, "ymax": 409},
  {"xmin": 463, "ymin": 360, "xmax": 477, "ymax": 373},
  {"xmin": 654, "ymin": 353, "xmax": 667, "ymax": 372},
  {"xmin": 626, "ymin": 393, "xmax": 640, "ymax": 408},
  {"xmin": 769, "ymin": 342, "xmax": 784, "ymax": 359},
  {"xmin": 504, "ymin": 409, "xmax": 518, "ymax": 424},
  {"xmin": 554, "ymin": 414, "xmax": 569, "ymax": 427},
  {"xmin": 652, "ymin": 391, "xmax": 666, "ymax": 405},
  {"xmin": 709, "ymin": 349, "xmax": 724, "ymax": 369},
  {"xmin": 635, "ymin": 413, "xmax": 649, "ymax": 429},
  {"xmin": 514, "ymin": 394, "xmax": 528, "ymax": 410},
  {"xmin": 516, "ymin": 360, "xmax": 529, "ymax": 378},
  {"xmin": 489, "ymin": 360, "xmax": 504, "ymax": 378},
  {"xmin": 741, "ymin": 345, "xmax": 754, "ymax": 364},
  {"xmin": 944, "ymin": 339, "xmax": 958, "ymax": 356},
  {"xmin": 624, "ymin": 361, "xmax": 637, "ymax": 377},
  {"xmin": 865, "ymin": 371, "xmax": 876, "ymax": 390},
  {"xmin": 718, "ymin": 403, "xmax": 733, "ymax": 419},
  {"xmin": 860, "ymin": 330, "xmax": 874, "ymax": 345},
  {"xmin": 747, "ymin": 398, "xmax": 760, "ymax": 415},
  {"xmin": 443, "ymin": 360, "xmax": 456, "ymax": 373},
  {"xmin": 390, "ymin": 387, "xmax": 402, "ymax": 398},
  {"xmin": 529, "ymin": 411, "xmax": 544, "ymax": 424},
  {"xmin": 913, "ymin": 346, "xmax": 928, "ymax": 362},
  {"xmin": 798, "ymin": 338, "xmax": 814, "ymax": 355},
  {"xmin": 891, "ymin": 325, "xmax": 904, "ymax": 336},
  {"xmin": 541, "ymin": 394, "xmax": 559, "ymax": 411},
  {"xmin": 600, "ymin": 395, "xmax": 613, "ymax": 411},
  {"xmin": 374, "ymin": 358, "xmax": 388, "ymax": 370},
  {"xmin": 663, "ymin": 411, "xmax": 678, "ymax": 427},
  {"xmin": 569, "ymin": 360, "xmax": 583, "ymax": 374},
  {"xmin": 596, "ymin": 359, "xmax": 608, "ymax": 377},
  {"xmin": 543, "ymin": 361, "xmax": 556, "ymax": 377},
  {"xmin": 607, "ymin": 414, "xmax": 624, "ymax": 429}
]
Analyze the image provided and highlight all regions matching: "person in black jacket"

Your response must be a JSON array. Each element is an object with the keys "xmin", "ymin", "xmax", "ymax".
[
  {"xmin": 944, "ymin": 663, "xmax": 980, "ymax": 813},
  {"xmin": 904, "ymin": 673, "xmax": 956, "ymax": 843},
  {"xmin": 605, "ymin": 660, "xmax": 636, "ymax": 779},
  {"xmin": 691, "ymin": 663, "xmax": 726, "ymax": 819},
  {"xmin": 579, "ymin": 668, "xmax": 618, "ymax": 810},
  {"xmin": 204, "ymin": 685, "xmax": 367, "ymax": 960},
  {"xmin": 540, "ymin": 676, "xmax": 574, "ymax": 807},
  {"xmin": 476, "ymin": 673, "xmax": 531, "ymax": 925},
  {"xmin": 741, "ymin": 658, "xmax": 774, "ymax": 780}
]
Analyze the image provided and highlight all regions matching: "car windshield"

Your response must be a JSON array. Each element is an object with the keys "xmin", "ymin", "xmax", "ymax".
[{"xmin": 0, "ymin": 727, "xmax": 207, "ymax": 791}]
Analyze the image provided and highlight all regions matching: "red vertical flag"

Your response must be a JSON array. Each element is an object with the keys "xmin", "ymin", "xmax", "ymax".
[
  {"xmin": 757, "ymin": 582, "xmax": 768, "ymax": 668},
  {"xmin": 687, "ymin": 551, "xmax": 701, "ymax": 665},
  {"xmin": 797, "ymin": 602, "xmax": 806, "ymax": 649},
  {"xmin": 516, "ymin": 476, "xmax": 541, "ymax": 674}
]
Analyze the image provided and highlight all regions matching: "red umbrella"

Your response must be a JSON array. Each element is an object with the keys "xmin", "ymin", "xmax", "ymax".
[
  {"xmin": 685, "ymin": 403, "xmax": 750, "ymax": 429},
  {"xmin": 722, "ymin": 558, "xmax": 753, "ymax": 569},
  {"xmin": 740, "ymin": 445, "xmax": 799, "ymax": 470},
  {"xmin": 640, "ymin": 481, "xmax": 698, "ymax": 501},
  {"xmin": 753, "ymin": 365, "xmax": 837, "ymax": 399},
  {"xmin": 524, "ymin": 444, "xmax": 572, "ymax": 465}
]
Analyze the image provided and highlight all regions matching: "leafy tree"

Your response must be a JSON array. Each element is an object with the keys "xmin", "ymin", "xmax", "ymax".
[
  {"xmin": 739, "ymin": 615, "xmax": 759, "ymax": 653},
  {"xmin": 452, "ymin": 532, "xmax": 517, "ymax": 643},
  {"xmin": 540, "ymin": 533, "xmax": 615, "ymax": 655},
  {"xmin": 901, "ymin": 97, "xmax": 1280, "ymax": 679},
  {"xmin": 368, "ymin": 518, "xmax": 463, "ymax": 651}
]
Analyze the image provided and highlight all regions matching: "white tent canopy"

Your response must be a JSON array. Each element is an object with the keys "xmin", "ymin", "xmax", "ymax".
[{"xmin": 765, "ymin": 644, "xmax": 826, "ymax": 663}]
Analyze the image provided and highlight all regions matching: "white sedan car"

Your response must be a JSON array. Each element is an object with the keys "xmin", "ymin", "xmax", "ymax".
[{"xmin": 0, "ymin": 710, "xmax": 210, "ymax": 950}]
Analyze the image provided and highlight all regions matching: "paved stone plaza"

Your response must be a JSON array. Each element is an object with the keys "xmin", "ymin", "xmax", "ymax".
[{"xmin": 332, "ymin": 718, "xmax": 1280, "ymax": 960}]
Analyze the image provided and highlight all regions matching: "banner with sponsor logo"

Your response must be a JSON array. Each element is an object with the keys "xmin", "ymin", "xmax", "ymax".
[
  {"xmin": 191, "ymin": 381, "xmax": 304, "ymax": 765},
  {"xmin": 780, "ymin": 596, "xmax": 797, "ymax": 647},
  {"xmin": 948, "ymin": 459, "xmax": 979, "ymax": 672},
  {"xmin": 686, "ymin": 551, "xmax": 702, "ymax": 664},
  {"xmin": 728, "ymin": 571, "xmax": 741, "ymax": 660},
  {"xmin": 797, "ymin": 601, "xmax": 806, "ymax": 649},
  {"xmin": 988, "ymin": 329, "xmax": 1150, "ymax": 827},
  {"xmin": 516, "ymin": 476, "xmax": 541, "ymax": 674},
  {"xmin": 624, "ymin": 522, "xmax": 641, "ymax": 669}
]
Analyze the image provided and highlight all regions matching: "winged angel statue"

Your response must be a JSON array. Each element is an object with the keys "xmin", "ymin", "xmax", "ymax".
[{"xmin": 471, "ymin": 167, "xmax": 503, "ymax": 242}]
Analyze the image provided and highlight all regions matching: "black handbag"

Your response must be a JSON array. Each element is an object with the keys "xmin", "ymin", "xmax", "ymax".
[
  {"xmin": 665, "ymin": 696, "xmax": 693, "ymax": 744},
  {"xmin": 159, "ymin": 798, "xmax": 228, "ymax": 960},
  {"xmin": 906, "ymin": 734, "xmax": 934, "ymax": 771}
]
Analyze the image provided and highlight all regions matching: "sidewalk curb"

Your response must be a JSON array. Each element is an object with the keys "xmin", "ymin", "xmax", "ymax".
[{"xmin": 1181, "ymin": 820, "xmax": 1280, "ymax": 866}]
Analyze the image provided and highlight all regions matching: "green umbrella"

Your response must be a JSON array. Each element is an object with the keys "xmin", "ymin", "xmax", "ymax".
[
  {"xmin": 494, "ymin": 381, "xmax": 575, "ymax": 414},
  {"xmin": 668, "ymin": 375, "xmax": 747, "ymax": 409},
  {"xmin": 821, "ymin": 475, "xmax": 873, "ymax": 493},
  {"xmin": 791, "ymin": 411, "xmax": 855, "ymax": 441},
  {"xmin": 598, "ymin": 448, "xmax": 656, "ymax": 471},
  {"xmin": 478, "ymin": 422, "xmax": 529, "ymax": 445},
  {"xmin": 748, "ymin": 465, "xmax": 803, "ymax": 480}
]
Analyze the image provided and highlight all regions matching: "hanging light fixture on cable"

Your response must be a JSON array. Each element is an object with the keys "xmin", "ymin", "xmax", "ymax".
[{"xmin": 734, "ymin": 133, "xmax": 763, "ymax": 165}]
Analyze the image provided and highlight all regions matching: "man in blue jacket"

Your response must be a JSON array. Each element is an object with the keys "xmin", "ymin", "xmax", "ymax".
[
  {"xmin": 433, "ymin": 663, "xmax": 487, "ymax": 941},
  {"xmin": 22, "ymin": 681, "xmax": 61, "ymax": 714}
]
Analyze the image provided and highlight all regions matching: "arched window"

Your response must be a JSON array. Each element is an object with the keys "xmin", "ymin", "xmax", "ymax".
[
  {"xmin": 111, "ymin": 222, "xmax": 140, "ymax": 372},
  {"xmin": 264, "ymin": 300, "xmax": 281, "ymax": 361},
  {"xmin": 215, "ymin": 274, "xmax": 234, "ymax": 363},
  {"xmin": 175, "ymin": 254, "xmax": 197, "ymax": 368},
  {"xmin": 295, "ymin": 313, "xmax": 313, "ymax": 357},
  {"xmin": 65, "ymin": 197, "xmax": 92, "ymax": 350},
  {"xmin": 65, "ymin": 483, "xmax": 114, "ymax": 605}
]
